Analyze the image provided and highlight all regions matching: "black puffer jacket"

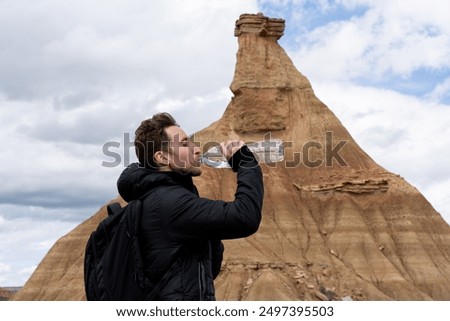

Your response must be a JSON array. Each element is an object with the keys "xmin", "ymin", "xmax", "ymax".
[{"xmin": 117, "ymin": 146, "xmax": 263, "ymax": 300}]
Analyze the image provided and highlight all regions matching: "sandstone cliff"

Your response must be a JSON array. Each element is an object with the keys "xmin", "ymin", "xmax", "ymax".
[{"xmin": 14, "ymin": 13, "xmax": 450, "ymax": 301}]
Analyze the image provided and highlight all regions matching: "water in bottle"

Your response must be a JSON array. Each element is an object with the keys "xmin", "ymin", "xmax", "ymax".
[{"xmin": 200, "ymin": 139, "xmax": 284, "ymax": 168}]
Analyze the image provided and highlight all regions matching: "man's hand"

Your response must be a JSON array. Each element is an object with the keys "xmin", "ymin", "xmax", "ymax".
[{"xmin": 220, "ymin": 140, "xmax": 245, "ymax": 160}]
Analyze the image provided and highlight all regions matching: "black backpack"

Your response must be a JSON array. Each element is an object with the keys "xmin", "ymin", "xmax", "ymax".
[{"xmin": 84, "ymin": 191, "xmax": 177, "ymax": 300}]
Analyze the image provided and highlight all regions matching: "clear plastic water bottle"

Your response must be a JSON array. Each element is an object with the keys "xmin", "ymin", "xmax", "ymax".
[{"xmin": 201, "ymin": 139, "xmax": 284, "ymax": 168}]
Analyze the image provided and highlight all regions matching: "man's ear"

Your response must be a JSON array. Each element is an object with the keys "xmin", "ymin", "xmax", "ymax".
[{"xmin": 154, "ymin": 151, "xmax": 169, "ymax": 166}]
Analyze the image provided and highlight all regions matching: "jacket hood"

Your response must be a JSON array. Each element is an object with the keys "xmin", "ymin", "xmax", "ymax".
[{"xmin": 117, "ymin": 162, "xmax": 195, "ymax": 202}]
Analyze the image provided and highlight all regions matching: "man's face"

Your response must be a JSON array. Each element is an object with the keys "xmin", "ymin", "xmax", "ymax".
[{"xmin": 164, "ymin": 125, "xmax": 202, "ymax": 176}]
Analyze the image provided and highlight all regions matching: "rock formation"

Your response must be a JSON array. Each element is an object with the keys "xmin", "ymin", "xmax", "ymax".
[
  {"xmin": 0, "ymin": 287, "xmax": 14, "ymax": 300},
  {"xmin": 14, "ymin": 13, "xmax": 450, "ymax": 301}
]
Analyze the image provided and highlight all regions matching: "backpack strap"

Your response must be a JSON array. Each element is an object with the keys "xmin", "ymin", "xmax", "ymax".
[
  {"xmin": 108, "ymin": 189, "xmax": 155, "ymax": 216},
  {"xmin": 107, "ymin": 202, "xmax": 123, "ymax": 216}
]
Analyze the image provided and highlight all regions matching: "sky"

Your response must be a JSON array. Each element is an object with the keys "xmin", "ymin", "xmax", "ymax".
[{"xmin": 0, "ymin": 0, "xmax": 449, "ymax": 287}]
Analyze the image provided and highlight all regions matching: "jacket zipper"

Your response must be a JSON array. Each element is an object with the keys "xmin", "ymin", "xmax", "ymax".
[{"xmin": 198, "ymin": 262, "xmax": 204, "ymax": 301}]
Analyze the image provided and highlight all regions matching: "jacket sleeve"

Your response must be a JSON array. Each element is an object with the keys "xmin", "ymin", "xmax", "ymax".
[{"xmin": 160, "ymin": 145, "xmax": 264, "ymax": 240}]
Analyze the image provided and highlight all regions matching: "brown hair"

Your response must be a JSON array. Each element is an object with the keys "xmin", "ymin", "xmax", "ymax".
[{"xmin": 134, "ymin": 112, "xmax": 178, "ymax": 168}]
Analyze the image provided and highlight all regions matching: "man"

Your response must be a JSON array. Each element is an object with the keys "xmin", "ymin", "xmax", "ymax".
[{"xmin": 117, "ymin": 112, "xmax": 264, "ymax": 300}]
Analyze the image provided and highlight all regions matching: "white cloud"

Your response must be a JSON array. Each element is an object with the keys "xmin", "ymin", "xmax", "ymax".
[
  {"xmin": 0, "ymin": 214, "xmax": 80, "ymax": 285},
  {"xmin": 0, "ymin": 262, "xmax": 11, "ymax": 273},
  {"xmin": 290, "ymin": 0, "xmax": 450, "ymax": 85},
  {"xmin": 427, "ymin": 77, "xmax": 450, "ymax": 103},
  {"xmin": 1, "ymin": 0, "xmax": 258, "ymax": 104}
]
